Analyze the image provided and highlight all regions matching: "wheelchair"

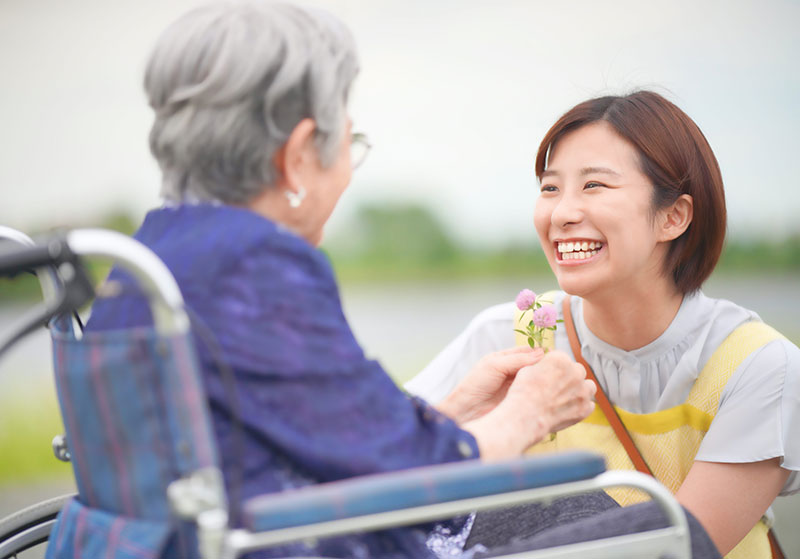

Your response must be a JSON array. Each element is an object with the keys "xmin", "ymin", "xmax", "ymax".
[{"xmin": 0, "ymin": 226, "xmax": 692, "ymax": 559}]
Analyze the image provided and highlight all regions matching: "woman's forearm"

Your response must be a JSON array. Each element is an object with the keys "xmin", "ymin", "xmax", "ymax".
[{"xmin": 461, "ymin": 403, "xmax": 548, "ymax": 461}]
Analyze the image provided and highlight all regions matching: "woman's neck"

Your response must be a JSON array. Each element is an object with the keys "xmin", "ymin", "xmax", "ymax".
[{"xmin": 580, "ymin": 277, "xmax": 684, "ymax": 352}]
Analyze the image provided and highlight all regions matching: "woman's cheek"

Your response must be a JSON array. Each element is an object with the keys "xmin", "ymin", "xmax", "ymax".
[{"xmin": 533, "ymin": 205, "xmax": 551, "ymax": 249}]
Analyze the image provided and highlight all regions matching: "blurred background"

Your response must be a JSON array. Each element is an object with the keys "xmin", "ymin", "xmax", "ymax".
[{"xmin": 1, "ymin": 0, "xmax": 799, "ymax": 554}]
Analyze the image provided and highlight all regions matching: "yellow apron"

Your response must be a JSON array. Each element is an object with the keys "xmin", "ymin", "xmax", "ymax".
[{"xmin": 515, "ymin": 301, "xmax": 785, "ymax": 559}]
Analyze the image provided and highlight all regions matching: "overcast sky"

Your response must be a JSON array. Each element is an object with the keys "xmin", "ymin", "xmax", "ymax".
[{"xmin": 1, "ymin": 0, "xmax": 798, "ymax": 246}]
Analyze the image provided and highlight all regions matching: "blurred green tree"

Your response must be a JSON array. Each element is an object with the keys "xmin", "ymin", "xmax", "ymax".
[{"xmin": 351, "ymin": 204, "xmax": 458, "ymax": 264}]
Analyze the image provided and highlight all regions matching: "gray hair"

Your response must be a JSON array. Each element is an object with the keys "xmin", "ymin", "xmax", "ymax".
[{"xmin": 144, "ymin": 1, "xmax": 359, "ymax": 204}]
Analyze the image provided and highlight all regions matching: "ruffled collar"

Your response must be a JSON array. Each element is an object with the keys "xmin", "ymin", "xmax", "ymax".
[
  {"xmin": 568, "ymin": 291, "xmax": 757, "ymax": 412},
  {"xmin": 573, "ymin": 291, "xmax": 703, "ymax": 366}
]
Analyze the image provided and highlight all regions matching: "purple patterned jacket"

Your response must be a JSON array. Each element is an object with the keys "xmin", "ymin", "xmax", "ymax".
[{"xmin": 86, "ymin": 203, "xmax": 477, "ymax": 558}]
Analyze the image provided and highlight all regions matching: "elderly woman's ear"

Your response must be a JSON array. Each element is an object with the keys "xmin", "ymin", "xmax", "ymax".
[
  {"xmin": 272, "ymin": 118, "xmax": 318, "ymax": 200},
  {"xmin": 248, "ymin": 118, "xmax": 317, "ymax": 221},
  {"xmin": 249, "ymin": 116, "xmax": 349, "ymax": 246}
]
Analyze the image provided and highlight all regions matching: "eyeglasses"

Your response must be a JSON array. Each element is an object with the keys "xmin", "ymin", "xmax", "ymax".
[{"xmin": 351, "ymin": 132, "xmax": 371, "ymax": 170}]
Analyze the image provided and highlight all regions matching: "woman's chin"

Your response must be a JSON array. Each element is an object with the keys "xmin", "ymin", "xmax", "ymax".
[{"xmin": 555, "ymin": 274, "xmax": 601, "ymax": 300}]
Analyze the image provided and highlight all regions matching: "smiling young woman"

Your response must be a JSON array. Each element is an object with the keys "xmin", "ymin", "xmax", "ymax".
[{"xmin": 407, "ymin": 91, "xmax": 800, "ymax": 559}]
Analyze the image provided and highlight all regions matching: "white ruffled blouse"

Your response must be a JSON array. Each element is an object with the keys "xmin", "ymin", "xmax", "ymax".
[{"xmin": 406, "ymin": 291, "xmax": 800, "ymax": 495}]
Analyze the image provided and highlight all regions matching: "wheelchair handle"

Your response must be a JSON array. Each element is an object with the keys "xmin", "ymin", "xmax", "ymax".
[
  {"xmin": 65, "ymin": 229, "xmax": 190, "ymax": 335},
  {"xmin": 0, "ymin": 226, "xmax": 60, "ymax": 300},
  {"xmin": 0, "ymin": 228, "xmax": 189, "ymax": 336},
  {"xmin": 0, "ymin": 238, "xmax": 72, "ymax": 278}
]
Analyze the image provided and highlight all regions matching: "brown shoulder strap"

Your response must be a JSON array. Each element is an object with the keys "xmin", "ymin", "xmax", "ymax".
[
  {"xmin": 768, "ymin": 529, "xmax": 786, "ymax": 559},
  {"xmin": 562, "ymin": 295, "xmax": 653, "ymax": 476}
]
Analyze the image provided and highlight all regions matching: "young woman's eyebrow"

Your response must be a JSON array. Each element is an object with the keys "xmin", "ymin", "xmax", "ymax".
[
  {"xmin": 580, "ymin": 166, "xmax": 621, "ymax": 177},
  {"xmin": 540, "ymin": 166, "xmax": 621, "ymax": 179}
]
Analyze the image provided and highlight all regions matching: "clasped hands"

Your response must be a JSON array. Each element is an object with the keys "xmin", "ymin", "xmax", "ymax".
[{"xmin": 436, "ymin": 347, "xmax": 596, "ymax": 460}]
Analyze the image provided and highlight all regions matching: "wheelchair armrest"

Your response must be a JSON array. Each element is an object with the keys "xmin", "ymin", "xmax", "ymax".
[{"xmin": 243, "ymin": 451, "xmax": 605, "ymax": 532}]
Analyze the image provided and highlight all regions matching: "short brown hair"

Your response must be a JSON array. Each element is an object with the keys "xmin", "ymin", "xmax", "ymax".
[{"xmin": 535, "ymin": 91, "xmax": 726, "ymax": 294}]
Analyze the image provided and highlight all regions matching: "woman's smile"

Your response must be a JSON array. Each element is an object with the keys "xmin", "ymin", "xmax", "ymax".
[{"xmin": 554, "ymin": 239, "xmax": 605, "ymax": 263}]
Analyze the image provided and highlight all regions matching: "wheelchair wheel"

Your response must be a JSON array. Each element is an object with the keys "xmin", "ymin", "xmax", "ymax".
[{"xmin": 0, "ymin": 494, "xmax": 73, "ymax": 559}]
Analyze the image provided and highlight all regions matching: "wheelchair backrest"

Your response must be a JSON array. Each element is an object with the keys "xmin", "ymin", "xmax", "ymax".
[
  {"xmin": 51, "ymin": 317, "xmax": 218, "ymax": 520},
  {"xmin": 39, "ymin": 230, "xmax": 225, "ymax": 558}
]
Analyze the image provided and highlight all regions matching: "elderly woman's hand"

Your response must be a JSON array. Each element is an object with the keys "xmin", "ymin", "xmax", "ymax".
[
  {"xmin": 462, "ymin": 350, "xmax": 596, "ymax": 461},
  {"xmin": 436, "ymin": 346, "xmax": 545, "ymax": 424}
]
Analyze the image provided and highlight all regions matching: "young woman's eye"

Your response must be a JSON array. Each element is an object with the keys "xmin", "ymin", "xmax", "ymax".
[
  {"xmin": 584, "ymin": 181, "xmax": 605, "ymax": 190},
  {"xmin": 540, "ymin": 184, "xmax": 558, "ymax": 193}
]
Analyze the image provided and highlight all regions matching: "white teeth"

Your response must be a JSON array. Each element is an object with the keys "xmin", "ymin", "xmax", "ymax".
[
  {"xmin": 557, "ymin": 241, "xmax": 602, "ymax": 252},
  {"xmin": 559, "ymin": 248, "xmax": 600, "ymax": 261},
  {"xmin": 557, "ymin": 240, "xmax": 604, "ymax": 257}
]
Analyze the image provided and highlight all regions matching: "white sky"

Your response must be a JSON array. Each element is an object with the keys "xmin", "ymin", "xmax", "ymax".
[{"xmin": 1, "ymin": 0, "xmax": 798, "ymax": 245}]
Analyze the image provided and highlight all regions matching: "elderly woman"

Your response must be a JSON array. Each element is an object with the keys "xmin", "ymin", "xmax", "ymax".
[{"xmin": 75, "ymin": 3, "xmax": 720, "ymax": 559}]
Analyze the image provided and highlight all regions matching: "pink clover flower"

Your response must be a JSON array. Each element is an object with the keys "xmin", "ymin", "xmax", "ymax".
[
  {"xmin": 532, "ymin": 304, "xmax": 558, "ymax": 328},
  {"xmin": 515, "ymin": 289, "xmax": 537, "ymax": 311}
]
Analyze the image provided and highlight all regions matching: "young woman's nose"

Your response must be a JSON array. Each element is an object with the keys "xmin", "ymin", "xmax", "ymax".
[{"xmin": 550, "ymin": 190, "xmax": 584, "ymax": 228}]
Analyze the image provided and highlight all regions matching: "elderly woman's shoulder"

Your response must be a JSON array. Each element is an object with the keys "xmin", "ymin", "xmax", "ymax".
[
  {"xmin": 138, "ymin": 203, "xmax": 328, "ymax": 281},
  {"xmin": 150, "ymin": 204, "xmax": 308, "ymax": 251}
]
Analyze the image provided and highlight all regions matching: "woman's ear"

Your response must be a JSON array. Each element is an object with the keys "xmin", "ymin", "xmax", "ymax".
[
  {"xmin": 273, "ymin": 118, "xmax": 317, "ymax": 193},
  {"xmin": 659, "ymin": 194, "xmax": 694, "ymax": 242}
]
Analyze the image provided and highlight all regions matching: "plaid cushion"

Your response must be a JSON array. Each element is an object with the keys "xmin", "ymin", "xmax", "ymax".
[
  {"xmin": 49, "ymin": 316, "xmax": 219, "ymax": 557},
  {"xmin": 45, "ymin": 497, "xmax": 172, "ymax": 559}
]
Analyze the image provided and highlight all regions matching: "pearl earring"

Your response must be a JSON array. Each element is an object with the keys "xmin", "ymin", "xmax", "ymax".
[{"xmin": 285, "ymin": 186, "xmax": 306, "ymax": 209}]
